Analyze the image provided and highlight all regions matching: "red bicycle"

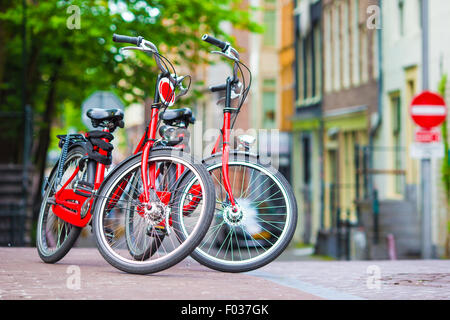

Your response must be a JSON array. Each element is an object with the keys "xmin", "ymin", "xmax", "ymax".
[
  {"xmin": 173, "ymin": 35, "xmax": 298, "ymax": 272},
  {"xmin": 36, "ymin": 34, "xmax": 215, "ymax": 275}
]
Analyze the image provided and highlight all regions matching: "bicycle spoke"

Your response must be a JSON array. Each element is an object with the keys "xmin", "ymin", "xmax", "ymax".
[
  {"xmin": 96, "ymin": 152, "xmax": 211, "ymax": 272},
  {"xmin": 177, "ymin": 160, "xmax": 294, "ymax": 269}
]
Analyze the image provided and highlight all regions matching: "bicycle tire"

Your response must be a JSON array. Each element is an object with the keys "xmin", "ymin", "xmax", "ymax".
[
  {"xmin": 92, "ymin": 149, "xmax": 215, "ymax": 274},
  {"xmin": 36, "ymin": 145, "xmax": 85, "ymax": 263},
  {"xmin": 175, "ymin": 152, "xmax": 298, "ymax": 273}
]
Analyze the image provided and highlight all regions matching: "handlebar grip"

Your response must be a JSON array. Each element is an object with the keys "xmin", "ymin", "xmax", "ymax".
[
  {"xmin": 202, "ymin": 34, "xmax": 228, "ymax": 51},
  {"xmin": 209, "ymin": 84, "xmax": 227, "ymax": 93},
  {"xmin": 112, "ymin": 34, "xmax": 143, "ymax": 46}
]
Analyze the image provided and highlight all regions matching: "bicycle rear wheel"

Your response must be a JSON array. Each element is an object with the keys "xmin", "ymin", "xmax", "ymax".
[
  {"xmin": 175, "ymin": 152, "xmax": 298, "ymax": 272},
  {"xmin": 92, "ymin": 149, "xmax": 215, "ymax": 274},
  {"xmin": 36, "ymin": 145, "xmax": 85, "ymax": 263}
]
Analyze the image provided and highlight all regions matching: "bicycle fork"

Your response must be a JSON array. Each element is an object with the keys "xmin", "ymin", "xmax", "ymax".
[{"xmin": 221, "ymin": 111, "xmax": 237, "ymax": 208}]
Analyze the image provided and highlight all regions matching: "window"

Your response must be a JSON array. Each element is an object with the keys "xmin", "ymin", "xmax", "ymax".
[
  {"xmin": 306, "ymin": 33, "xmax": 313, "ymax": 98},
  {"xmin": 324, "ymin": 8, "xmax": 332, "ymax": 93},
  {"xmin": 298, "ymin": 24, "xmax": 322, "ymax": 105},
  {"xmin": 314, "ymin": 25, "xmax": 322, "ymax": 97},
  {"xmin": 351, "ymin": 0, "xmax": 360, "ymax": 86},
  {"xmin": 342, "ymin": 0, "xmax": 351, "ymax": 88},
  {"xmin": 302, "ymin": 136, "xmax": 311, "ymax": 185},
  {"xmin": 263, "ymin": 7, "xmax": 276, "ymax": 47},
  {"xmin": 372, "ymin": 31, "xmax": 379, "ymax": 79},
  {"xmin": 418, "ymin": 0, "xmax": 423, "ymax": 28},
  {"xmin": 392, "ymin": 96, "xmax": 401, "ymax": 137},
  {"xmin": 360, "ymin": 28, "xmax": 368, "ymax": 83},
  {"xmin": 296, "ymin": 2, "xmax": 322, "ymax": 107},
  {"xmin": 333, "ymin": 4, "xmax": 341, "ymax": 91},
  {"xmin": 262, "ymin": 79, "xmax": 277, "ymax": 128},
  {"xmin": 297, "ymin": 22, "xmax": 321, "ymax": 107},
  {"xmin": 398, "ymin": 0, "xmax": 405, "ymax": 37},
  {"xmin": 298, "ymin": 34, "xmax": 305, "ymax": 101},
  {"xmin": 390, "ymin": 93, "xmax": 403, "ymax": 195}
]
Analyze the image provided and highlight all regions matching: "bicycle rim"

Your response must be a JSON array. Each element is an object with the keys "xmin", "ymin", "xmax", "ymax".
[
  {"xmin": 36, "ymin": 148, "xmax": 84, "ymax": 260},
  {"xmin": 93, "ymin": 151, "xmax": 214, "ymax": 274},
  {"xmin": 178, "ymin": 157, "xmax": 296, "ymax": 271}
]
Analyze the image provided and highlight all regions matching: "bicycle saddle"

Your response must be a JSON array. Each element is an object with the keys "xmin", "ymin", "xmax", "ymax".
[
  {"xmin": 86, "ymin": 108, "xmax": 124, "ymax": 131},
  {"xmin": 161, "ymin": 108, "xmax": 195, "ymax": 125},
  {"xmin": 86, "ymin": 108, "xmax": 124, "ymax": 122}
]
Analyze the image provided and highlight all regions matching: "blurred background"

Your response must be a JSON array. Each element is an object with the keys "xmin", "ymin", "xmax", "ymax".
[{"xmin": 0, "ymin": 0, "xmax": 449, "ymax": 261}]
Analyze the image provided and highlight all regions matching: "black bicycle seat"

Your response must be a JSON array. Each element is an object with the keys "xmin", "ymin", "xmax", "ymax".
[
  {"xmin": 161, "ymin": 108, "xmax": 195, "ymax": 125},
  {"xmin": 86, "ymin": 108, "xmax": 124, "ymax": 122},
  {"xmin": 86, "ymin": 108, "xmax": 124, "ymax": 131}
]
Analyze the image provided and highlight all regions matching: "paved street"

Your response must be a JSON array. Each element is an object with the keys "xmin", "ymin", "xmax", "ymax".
[
  {"xmin": 0, "ymin": 248, "xmax": 320, "ymax": 300},
  {"xmin": 0, "ymin": 247, "xmax": 449, "ymax": 300},
  {"xmin": 250, "ymin": 258, "xmax": 450, "ymax": 300}
]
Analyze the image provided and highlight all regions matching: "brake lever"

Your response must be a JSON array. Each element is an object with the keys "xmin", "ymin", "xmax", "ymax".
[
  {"xmin": 120, "ymin": 46, "xmax": 143, "ymax": 53},
  {"xmin": 216, "ymin": 91, "xmax": 241, "ymax": 106},
  {"xmin": 120, "ymin": 45, "xmax": 156, "ymax": 54},
  {"xmin": 174, "ymin": 75, "xmax": 190, "ymax": 98},
  {"xmin": 233, "ymin": 81, "xmax": 243, "ymax": 94},
  {"xmin": 211, "ymin": 50, "xmax": 239, "ymax": 62},
  {"xmin": 177, "ymin": 87, "xmax": 188, "ymax": 98}
]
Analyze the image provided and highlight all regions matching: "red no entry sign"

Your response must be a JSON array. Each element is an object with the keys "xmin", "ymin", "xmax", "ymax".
[
  {"xmin": 410, "ymin": 91, "xmax": 447, "ymax": 128},
  {"xmin": 414, "ymin": 128, "xmax": 441, "ymax": 143}
]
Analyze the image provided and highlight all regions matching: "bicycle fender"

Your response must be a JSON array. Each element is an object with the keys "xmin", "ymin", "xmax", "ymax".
[{"xmin": 42, "ymin": 142, "xmax": 87, "ymax": 194}]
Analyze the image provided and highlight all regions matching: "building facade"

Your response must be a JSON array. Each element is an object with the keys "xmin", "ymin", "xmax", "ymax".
[
  {"xmin": 372, "ymin": 0, "xmax": 450, "ymax": 258},
  {"xmin": 316, "ymin": 0, "xmax": 380, "ymax": 258},
  {"xmin": 275, "ymin": 0, "xmax": 450, "ymax": 259},
  {"xmin": 291, "ymin": 0, "xmax": 323, "ymax": 245}
]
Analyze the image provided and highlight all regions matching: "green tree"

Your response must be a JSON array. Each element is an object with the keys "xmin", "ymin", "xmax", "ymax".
[
  {"xmin": 0, "ymin": 0, "xmax": 261, "ymax": 218},
  {"xmin": 438, "ymin": 74, "xmax": 450, "ymax": 257},
  {"xmin": 438, "ymin": 75, "xmax": 449, "ymax": 203}
]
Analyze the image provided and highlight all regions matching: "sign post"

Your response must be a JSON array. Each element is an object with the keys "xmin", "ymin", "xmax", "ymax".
[{"xmin": 410, "ymin": 91, "xmax": 447, "ymax": 259}]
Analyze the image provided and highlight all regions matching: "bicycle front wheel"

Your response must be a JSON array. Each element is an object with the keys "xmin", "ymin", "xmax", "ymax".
[
  {"xmin": 92, "ymin": 149, "xmax": 215, "ymax": 274},
  {"xmin": 175, "ymin": 152, "xmax": 298, "ymax": 272}
]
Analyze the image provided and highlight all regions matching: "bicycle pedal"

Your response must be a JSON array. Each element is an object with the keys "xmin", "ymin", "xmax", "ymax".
[{"xmin": 74, "ymin": 181, "xmax": 94, "ymax": 197}]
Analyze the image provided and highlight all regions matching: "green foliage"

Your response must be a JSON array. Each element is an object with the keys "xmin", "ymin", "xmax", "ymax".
[
  {"xmin": 438, "ymin": 74, "xmax": 450, "ymax": 204},
  {"xmin": 0, "ymin": 0, "xmax": 261, "ymax": 158}
]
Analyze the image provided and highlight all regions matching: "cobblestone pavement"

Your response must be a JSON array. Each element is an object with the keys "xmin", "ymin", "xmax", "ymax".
[
  {"xmin": 0, "ymin": 248, "xmax": 320, "ymax": 300},
  {"xmin": 1, "ymin": 248, "xmax": 449, "ymax": 300},
  {"xmin": 249, "ymin": 259, "xmax": 450, "ymax": 300}
]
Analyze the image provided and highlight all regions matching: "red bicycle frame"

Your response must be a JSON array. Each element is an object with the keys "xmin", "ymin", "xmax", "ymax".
[
  {"xmin": 52, "ymin": 76, "xmax": 175, "ymax": 227},
  {"xmin": 211, "ymin": 111, "xmax": 236, "ymax": 207},
  {"xmin": 210, "ymin": 77, "xmax": 238, "ymax": 209}
]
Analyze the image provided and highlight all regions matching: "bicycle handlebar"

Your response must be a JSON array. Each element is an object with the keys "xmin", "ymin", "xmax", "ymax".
[
  {"xmin": 201, "ymin": 34, "xmax": 228, "ymax": 51},
  {"xmin": 209, "ymin": 84, "xmax": 228, "ymax": 93},
  {"xmin": 202, "ymin": 34, "xmax": 241, "ymax": 93},
  {"xmin": 112, "ymin": 34, "xmax": 143, "ymax": 46},
  {"xmin": 113, "ymin": 33, "xmax": 179, "ymax": 87}
]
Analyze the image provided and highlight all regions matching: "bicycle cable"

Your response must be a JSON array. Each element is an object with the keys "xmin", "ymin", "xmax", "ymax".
[{"xmin": 230, "ymin": 59, "xmax": 252, "ymax": 130}]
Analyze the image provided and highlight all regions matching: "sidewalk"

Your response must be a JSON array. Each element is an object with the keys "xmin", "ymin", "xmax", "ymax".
[
  {"xmin": 0, "ymin": 248, "xmax": 320, "ymax": 300},
  {"xmin": 1, "ymin": 247, "xmax": 449, "ymax": 300},
  {"xmin": 250, "ymin": 259, "xmax": 450, "ymax": 300}
]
